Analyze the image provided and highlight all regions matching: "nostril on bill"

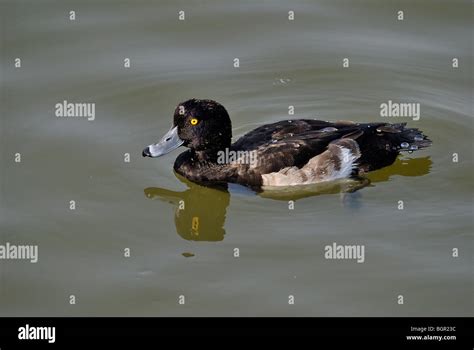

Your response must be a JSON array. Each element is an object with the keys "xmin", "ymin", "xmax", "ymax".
[{"xmin": 142, "ymin": 147, "xmax": 151, "ymax": 157}]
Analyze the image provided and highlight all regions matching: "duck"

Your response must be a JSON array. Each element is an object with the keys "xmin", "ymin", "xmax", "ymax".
[{"xmin": 142, "ymin": 99, "xmax": 431, "ymax": 190}]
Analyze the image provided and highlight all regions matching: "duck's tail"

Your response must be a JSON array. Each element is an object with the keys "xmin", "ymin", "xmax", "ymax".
[
  {"xmin": 378, "ymin": 122, "xmax": 432, "ymax": 152},
  {"xmin": 355, "ymin": 122, "xmax": 432, "ymax": 173}
]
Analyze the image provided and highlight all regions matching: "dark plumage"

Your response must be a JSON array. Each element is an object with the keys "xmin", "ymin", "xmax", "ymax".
[{"xmin": 143, "ymin": 99, "xmax": 432, "ymax": 190}]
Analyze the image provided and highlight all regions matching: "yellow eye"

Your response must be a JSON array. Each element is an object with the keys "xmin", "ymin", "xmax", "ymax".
[{"xmin": 190, "ymin": 118, "xmax": 199, "ymax": 126}]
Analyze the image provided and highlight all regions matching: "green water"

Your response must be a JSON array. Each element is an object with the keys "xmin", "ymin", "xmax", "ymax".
[{"xmin": 1, "ymin": 0, "xmax": 472, "ymax": 316}]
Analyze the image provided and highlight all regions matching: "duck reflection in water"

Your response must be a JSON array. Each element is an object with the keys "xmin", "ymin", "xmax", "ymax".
[
  {"xmin": 144, "ymin": 174, "xmax": 230, "ymax": 242},
  {"xmin": 144, "ymin": 156, "xmax": 432, "ymax": 242}
]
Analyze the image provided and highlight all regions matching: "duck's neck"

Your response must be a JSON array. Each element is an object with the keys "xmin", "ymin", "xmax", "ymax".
[
  {"xmin": 193, "ymin": 149, "xmax": 220, "ymax": 164},
  {"xmin": 192, "ymin": 140, "xmax": 232, "ymax": 164}
]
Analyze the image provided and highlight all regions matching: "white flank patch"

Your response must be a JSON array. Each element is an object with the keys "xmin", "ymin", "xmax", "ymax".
[
  {"xmin": 331, "ymin": 146, "xmax": 358, "ymax": 180},
  {"xmin": 262, "ymin": 143, "xmax": 359, "ymax": 187}
]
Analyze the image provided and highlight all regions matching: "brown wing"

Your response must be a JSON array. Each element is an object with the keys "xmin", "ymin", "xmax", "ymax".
[
  {"xmin": 232, "ymin": 119, "xmax": 335, "ymax": 151},
  {"xmin": 231, "ymin": 119, "xmax": 364, "ymax": 175}
]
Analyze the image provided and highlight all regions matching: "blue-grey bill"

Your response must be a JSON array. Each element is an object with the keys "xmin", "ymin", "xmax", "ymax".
[{"xmin": 145, "ymin": 126, "xmax": 184, "ymax": 157}]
